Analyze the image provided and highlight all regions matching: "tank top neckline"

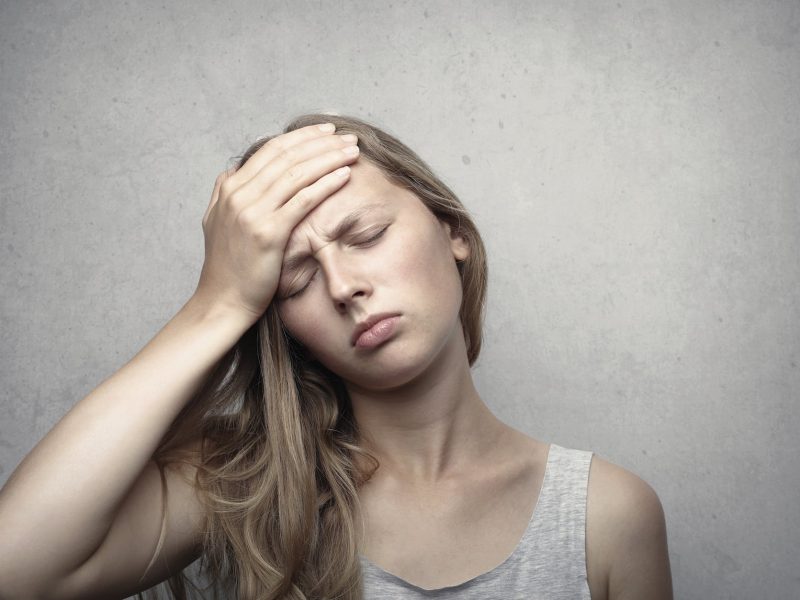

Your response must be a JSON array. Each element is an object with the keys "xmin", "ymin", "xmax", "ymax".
[{"xmin": 359, "ymin": 442, "xmax": 556, "ymax": 592}]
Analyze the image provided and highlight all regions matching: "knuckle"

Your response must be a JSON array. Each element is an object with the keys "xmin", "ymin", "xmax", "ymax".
[
  {"xmin": 285, "ymin": 165, "xmax": 304, "ymax": 182},
  {"xmin": 293, "ymin": 188, "xmax": 311, "ymax": 206},
  {"xmin": 277, "ymin": 147, "xmax": 297, "ymax": 164},
  {"xmin": 253, "ymin": 222, "xmax": 278, "ymax": 247},
  {"xmin": 235, "ymin": 206, "xmax": 256, "ymax": 229},
  {"xmin": 219, "ymin": 179, "xmax": 236, "ymax": 200},
  {"xmin": 227, "ymin": 189, "xmax": 248, "ymax": 211},
  {"xmin": 266, "ymin": 137, "xmax": 284, "ymax": 152}
]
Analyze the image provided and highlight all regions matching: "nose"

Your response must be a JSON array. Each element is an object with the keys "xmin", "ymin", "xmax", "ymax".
[{"xmin": 322, "ymin": 255, "xmax": 371, "ymax": 312}]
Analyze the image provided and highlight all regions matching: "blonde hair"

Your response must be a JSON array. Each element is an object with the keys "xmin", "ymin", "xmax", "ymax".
[{"xmin": 145, "ymin": 114, "xmax": 488, "ymax": 599}]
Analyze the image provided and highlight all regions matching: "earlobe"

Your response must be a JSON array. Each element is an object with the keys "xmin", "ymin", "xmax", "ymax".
[{"xmin": 451, "ymin": 237, "xmax": 469, "ymax": 262}]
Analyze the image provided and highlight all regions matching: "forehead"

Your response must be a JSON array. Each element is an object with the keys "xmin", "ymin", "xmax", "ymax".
[{"xmin": 286, "ymin": 161, "xmax": 416, "ymax": 249}]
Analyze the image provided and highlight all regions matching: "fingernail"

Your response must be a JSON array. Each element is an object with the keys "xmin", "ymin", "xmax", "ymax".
[
  {"xmin": 342, "ymin": 145, "xmax": 360, "ymax": 155},
  {"xmin": 318, "ymin": 123, "xmax": 335, "ymax": 132},
  {"xmin": 340, "ymin": 134, "xmax": 357, "ymax": 143},
  {"xmin": 335, "ymin": 166, "xmax": 351, "ymax": 177}
]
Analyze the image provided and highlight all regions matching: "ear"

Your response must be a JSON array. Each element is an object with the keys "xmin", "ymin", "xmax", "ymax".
[{"xmin": 442, "ymin": 222, "xmax": 470, "ymax": 262}]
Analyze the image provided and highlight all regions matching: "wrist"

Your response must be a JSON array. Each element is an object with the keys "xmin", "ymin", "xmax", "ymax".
[{"xmin": 182, "ymin": 291, "xmax": 262, "ymax": 335}]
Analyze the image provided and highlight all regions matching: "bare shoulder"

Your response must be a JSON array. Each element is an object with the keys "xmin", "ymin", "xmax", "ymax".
[
  {"xmin": 501, "ymin": 428, "xmax": 550, "ymax": 465},
  {"xmin": 585, "ymin": 454, "xmax": 673, "ymax": 600}
]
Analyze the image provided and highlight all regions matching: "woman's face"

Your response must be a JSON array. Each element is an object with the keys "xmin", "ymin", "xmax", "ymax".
[{"xmin": 275, "ymin": 160, "xmax": 469, "ymax": 391}]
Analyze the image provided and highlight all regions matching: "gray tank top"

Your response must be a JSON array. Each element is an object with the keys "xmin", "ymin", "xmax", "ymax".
[{"xmin": 359, "ymin": 443, "xmax": 594, "ymax": 599}]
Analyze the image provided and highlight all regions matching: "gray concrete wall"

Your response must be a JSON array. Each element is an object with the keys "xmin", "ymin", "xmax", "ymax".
[{"xmin": 1, "ymin": 1, "xmax": 798, "ymax": 598}]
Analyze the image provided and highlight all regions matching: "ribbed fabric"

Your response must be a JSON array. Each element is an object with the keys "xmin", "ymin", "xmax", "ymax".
[{"xmin": 359, "ymin": 443, "xmax": 594, "ymax": 599}]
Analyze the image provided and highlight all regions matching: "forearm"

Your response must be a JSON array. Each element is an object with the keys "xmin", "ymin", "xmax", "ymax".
[{"xmin": 0, "ymin": 294, "xmax": 253, "ymax": 587}]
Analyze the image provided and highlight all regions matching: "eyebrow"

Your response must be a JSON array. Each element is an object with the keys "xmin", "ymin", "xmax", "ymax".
[{"xmin": 282, "ymin": 203, "xmax": 385, "ymax": 273}]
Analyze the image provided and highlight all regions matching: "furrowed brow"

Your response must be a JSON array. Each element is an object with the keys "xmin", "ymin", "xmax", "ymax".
[
  {"xmin": 282, "ymin": 204, "xmax": 384, "ymax": 273},
  {"xmin": 325, "ymin": 203, "xmax": 385, "ymax": 240}
]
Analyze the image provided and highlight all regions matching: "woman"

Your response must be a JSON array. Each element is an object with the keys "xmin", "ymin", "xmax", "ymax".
[{"xmin": 0, "ymin": 114, "xmax": 673, "ymax": 599}]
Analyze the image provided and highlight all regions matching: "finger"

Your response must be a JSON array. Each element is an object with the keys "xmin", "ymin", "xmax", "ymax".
[
  {"xmin": 240, "ymin": 134, "xmax": 358, "ymax": 204},
  {"xmin": 203, "ymin": 168, "xmax": 233, "ymax": 227},
  {"xmin": 234, "ymin": 122, "xmax": 336, "ymax": 184},
  {"xmin": 264, "ymin": 144, "xmax": 360, "ymax": 211},
  {"xmin": 275, "ymin": 165, "xmax": 352, "ymax": 229}
]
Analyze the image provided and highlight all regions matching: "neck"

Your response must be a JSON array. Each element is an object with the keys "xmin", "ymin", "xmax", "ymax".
[{"xmin": 347, "ymin": 337, "xmax": 506, "ymax": 486}]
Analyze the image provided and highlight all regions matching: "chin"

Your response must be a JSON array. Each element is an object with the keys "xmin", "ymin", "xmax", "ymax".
[
  {"xmin": 347, "ymin": 361, "xmax": 429, "ymax": 392},
  {"xmin": 327, "ymin": 330, "xmax": 456, "ymax": 392}
]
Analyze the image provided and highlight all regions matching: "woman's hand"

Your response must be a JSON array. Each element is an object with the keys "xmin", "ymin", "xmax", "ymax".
[{"xmin": 193, "ymin": 123, "xmax": 360, "ymax": 324}]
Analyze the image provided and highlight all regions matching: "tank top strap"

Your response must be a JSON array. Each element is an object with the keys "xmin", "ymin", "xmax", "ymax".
[{"xmin": 520, "ymin": 442, "xmax": 594, "ymax": 589}]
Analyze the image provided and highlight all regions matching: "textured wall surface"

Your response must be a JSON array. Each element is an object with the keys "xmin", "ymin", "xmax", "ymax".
[{"xmin": 1, "ymin": 1, "xmax": 798, "ymax": 599}]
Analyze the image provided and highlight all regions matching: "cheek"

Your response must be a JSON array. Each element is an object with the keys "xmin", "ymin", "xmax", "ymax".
[
  {"xmin": 390, "ymin": 222, "xmax": 460, "ymax": 296},
  {"xmin": 277, "ymin": 303, "xmax": 330, "ymax": 351}
]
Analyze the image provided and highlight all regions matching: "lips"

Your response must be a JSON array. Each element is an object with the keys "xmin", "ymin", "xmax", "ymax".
[{"xmin": 351, "ymin": 313, "xmax": 401, "ymax": 347}]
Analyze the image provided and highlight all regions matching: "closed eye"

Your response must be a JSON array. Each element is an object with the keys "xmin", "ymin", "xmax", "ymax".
[
  {"xmin": 285, "ymin": 269, "xmax": 318, "ymax": 299},
  {"xmin": 355, "ymin": 225, "xmax": 389, "ymax": 247}
]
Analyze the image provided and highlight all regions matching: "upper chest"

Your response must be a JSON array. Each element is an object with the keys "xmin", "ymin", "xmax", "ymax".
[{"xmin": 358, "ymin": 440, "xmax": 548, "ymax": 590}]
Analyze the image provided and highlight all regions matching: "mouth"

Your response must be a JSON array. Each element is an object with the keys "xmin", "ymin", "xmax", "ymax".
[{"xmin": 351, "ymin": 313, "xmax": 402, "ymax": 348}]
